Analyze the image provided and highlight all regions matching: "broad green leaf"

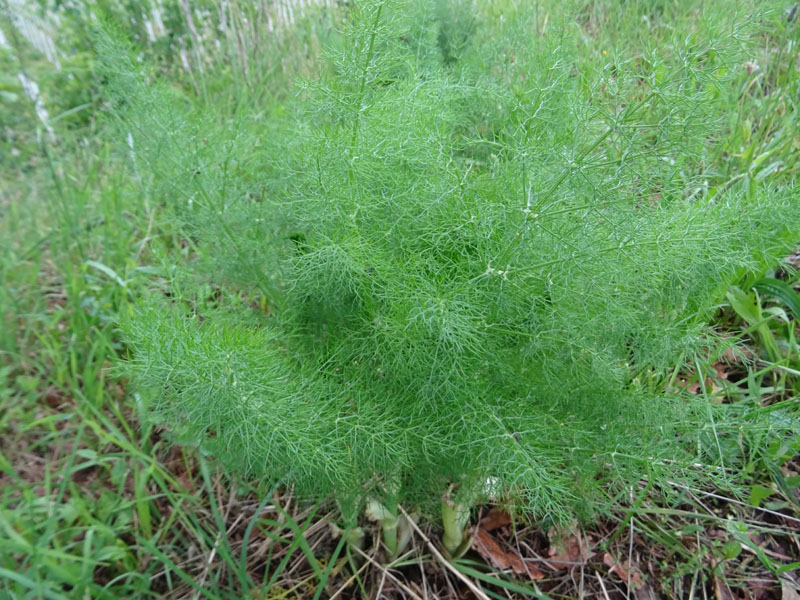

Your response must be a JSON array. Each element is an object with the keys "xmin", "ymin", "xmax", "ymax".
[
  {"xmin": 753, "ymin": 278, "xmax": 800, "ymax": 319},
  {"xmin": 748, "ymin": 484, "xmax": 774, "ymax": 507}
]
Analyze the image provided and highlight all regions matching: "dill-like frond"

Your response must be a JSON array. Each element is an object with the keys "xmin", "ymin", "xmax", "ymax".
[{"xmin": 108, "ymin": 0, "xmax": 800, "ymax": 523}]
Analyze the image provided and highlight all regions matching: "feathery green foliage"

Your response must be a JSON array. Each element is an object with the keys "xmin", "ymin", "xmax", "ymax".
[{"xmin": 107, "ymin": 0, "xmax": 800, "ymax": 525}]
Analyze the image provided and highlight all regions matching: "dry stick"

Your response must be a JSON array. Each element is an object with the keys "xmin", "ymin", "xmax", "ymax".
[
  {"xmin": 135, "ymin": 207, "xmax": 155, "ymax": 260},
  {"xmin": 194, "ymin": 544, "xmax": 218, "ymax": 600},
  {"xmin": 595, "ymin": 572, "xmax": 612, "ymax": 600},
  {"xmin": 416, "ymin": 530, "xmax": 433, "ymax": 600},
  {"xmin": 367, "ymin": 536, "xmax": 389, "ymax": 599},
  {"xmin": 223, "ymin": 486, "xmax": 237, "ymax": 530},
  {"xmin": 375, "ymin": 567, "xmax": 388, "ymax": 600},
  {"xmin": 194, "ymin": 478, "xmax": 242, "ymax": 597},
  {"xmin": 667, "ymin": 481, "xmax": 800, "ymax": 525},
  {"xmin": 627, "ymin": 488, "xmax": 634, "ymax": 600},
  {"xmin": 327, "ymin": 558, "xmax": 370, "ymax": 600},
  {"xmin": 226, "ymin": 512, "xmax": 246, "ymax": 536},
  {"xmin": 350, "ymin": 544, "xmax": 425, "ymax": 600},
  {"xmin": 397, "ymin": 505, "xmax": 491, "ymax": 600},
  {"xmin": 687, "ymin": 570, "xmax": 699, "ymax": 600}
]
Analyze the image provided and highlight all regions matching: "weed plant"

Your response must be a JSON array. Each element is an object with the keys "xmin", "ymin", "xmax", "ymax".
[{"xmin": 108, "ymin": 0, "xmax": 800, "ymax": 529}]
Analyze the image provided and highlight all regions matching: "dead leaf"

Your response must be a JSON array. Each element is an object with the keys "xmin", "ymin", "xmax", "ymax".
[
  {"xmin": 42, "ymin": 386, "xmax": 67, "ymax": 409},
  {"xmin": 603, "ymin": 553, "xmax": 657, "ymax": 600},
  {"xmin": 472, "ymin": 528, "xmax": 544, "ymax": 580},
  {"xmin": 782, "ymin": 580, "xmax": 800, "ymax": 600},
  {"xmin": 479, "ymin": 507, "xmax": 512, "ymax": 532},
  {"xmin": 547, "ymin": 527, "xmax": 592, "ymax": 570},
  {"xmin": 603, "ymin": 553, "xmax": 644, "ymax": 587},
  {"xmin": 712, "ymin": 362, "xmax": 730, "ymax": 380}
]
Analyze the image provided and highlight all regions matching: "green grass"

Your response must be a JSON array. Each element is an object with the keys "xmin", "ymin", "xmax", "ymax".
[{"xmin": 1, "ymin": 0, "xmax": 799, "ymax": 598}]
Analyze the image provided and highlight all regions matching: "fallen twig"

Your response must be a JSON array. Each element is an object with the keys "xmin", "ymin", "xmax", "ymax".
[{"xmin": 398, "ymin": 505, "xmax": 490, "ymax": 600}]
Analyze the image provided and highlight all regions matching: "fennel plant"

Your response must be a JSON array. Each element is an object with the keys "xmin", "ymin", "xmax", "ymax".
[{"xmin": 105, "ymin": 0, "xmax": 800, "ymax": 555}]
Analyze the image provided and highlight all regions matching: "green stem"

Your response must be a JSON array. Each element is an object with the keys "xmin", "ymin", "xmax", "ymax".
[
  {"xmin": 348, "ymin": 2, "xmax": 385, "ymax": 183},
  {"xmin": 441, "ymin": 497, "xmax": 471, "ymax": 558},
  {"xmin": 345, "ymin": 526, "xmax": 366, "ymax": 550},
  {"xmin": 382, "ymin": 519, "xmax": 399, "ymax": 557},
  {"xmin": 366, "ymin": 498, "xmax": 400, "ymax": 557}
]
